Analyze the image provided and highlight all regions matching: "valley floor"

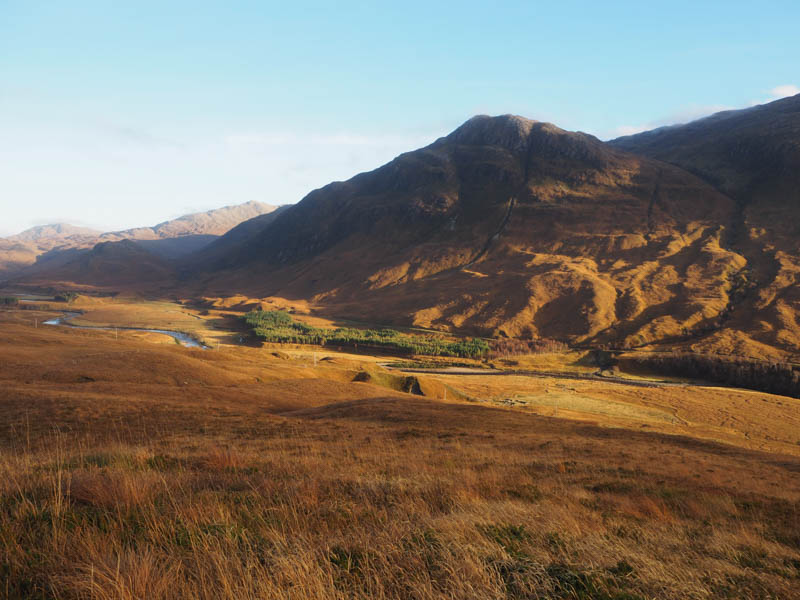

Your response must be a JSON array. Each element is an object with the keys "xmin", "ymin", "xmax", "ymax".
[{"xmin": 1, "ymin": 301, "xmax": 799, "ymax": 598}]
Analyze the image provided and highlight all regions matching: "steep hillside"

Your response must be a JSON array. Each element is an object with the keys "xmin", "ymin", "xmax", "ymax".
[
  {"xmin": 183, "ymin": 205, "xmax": 292, "ymax": 270},
  {"xmin": 11, "ymin": 106, "xmax": 799, "ymax": 360},
  {"xmin": 610, "ymin": 94, "xmax": 800, "ymax": 199},
  {"xmin": 200, "ymin": 115, "xmax": 747, "ymax": 353},
  {"xmin": 611, "ymin": 94, "xmax": 800, "ymax": 357}
]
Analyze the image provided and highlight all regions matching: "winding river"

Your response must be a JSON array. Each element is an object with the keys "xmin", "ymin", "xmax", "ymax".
[{"xmin": 43, "ymin": 311, "xmax": 208, "ymax": 349}]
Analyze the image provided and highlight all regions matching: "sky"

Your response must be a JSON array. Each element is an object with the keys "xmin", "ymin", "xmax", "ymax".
[{"xmin": 1, "ymin": 0, "xmax": 798, "ymax": 237}]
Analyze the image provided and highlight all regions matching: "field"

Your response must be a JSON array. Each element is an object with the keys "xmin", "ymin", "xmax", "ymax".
[{"xmin": 1, "ymin": 300, "xmax": 800, "ymax": 599}]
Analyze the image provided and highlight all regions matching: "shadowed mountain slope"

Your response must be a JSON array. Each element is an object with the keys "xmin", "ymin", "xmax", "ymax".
[
  {"xmin": 25, "ymin": 239, "xmax": 175, "ymax": 287},
  {"xmin": 610, "ymin": 94, "xmax": 800, "ymax": 199},
  {"xmin": 183, "ymin": 204, "xmax": 293, "ymax": 271},
  {"xmin": 198, "ymin": 115, "xmax": 750, "ymax": 353}
]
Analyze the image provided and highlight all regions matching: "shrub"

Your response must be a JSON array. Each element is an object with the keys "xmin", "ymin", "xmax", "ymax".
[{"xmin": 54, "ymin": 291, "xmax": 79, "ymax": 303}]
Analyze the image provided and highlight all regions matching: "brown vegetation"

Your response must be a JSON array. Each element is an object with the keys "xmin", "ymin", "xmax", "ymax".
[{"xmin": 2, "ymin": 307, "xmax": 800, "ymax": 598}]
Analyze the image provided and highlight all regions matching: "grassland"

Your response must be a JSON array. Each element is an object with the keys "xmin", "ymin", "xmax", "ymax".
[{"xmin": 1, "ymin": 302, "xmax": 800, "ymax": 598}]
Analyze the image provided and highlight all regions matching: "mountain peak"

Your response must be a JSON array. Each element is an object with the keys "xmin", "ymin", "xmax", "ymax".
[
  {"xmin": 446, "ymin": 114, "xmax": 539, "ymax": 152},
  {"xmin": 443, "ymin": 115, "xmax": 603, "ymax": 161}
]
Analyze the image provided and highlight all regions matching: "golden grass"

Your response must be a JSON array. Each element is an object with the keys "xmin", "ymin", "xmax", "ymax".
[
  {"xmin": 2, "ymin": 308, "xmax": 800, "ymax": 598},
  {"xmin": 415, "ymin": 372, "xmax": 800, "ymax": 457},
  {"xmin": 4, "ymin": 408, "xmax": 800, "ymax": 599},
  {"xmin": 68, "ymin": 468, "xmax": 162, "ymax": 510}
]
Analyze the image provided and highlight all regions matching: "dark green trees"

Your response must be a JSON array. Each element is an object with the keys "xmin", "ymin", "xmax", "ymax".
[{"xmin": 243, "ymin": 310, "xmax": 489, "ymax": 358}]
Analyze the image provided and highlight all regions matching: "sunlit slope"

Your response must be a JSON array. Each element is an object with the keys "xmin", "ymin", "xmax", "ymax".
[{"xmin": 611, "ymin": 93, "xmax": 800, "ymax": 357}]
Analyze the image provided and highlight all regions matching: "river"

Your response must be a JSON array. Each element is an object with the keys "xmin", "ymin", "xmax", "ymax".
[{"xmin": 43, "ymin": 311, "xmax": 208, "ymax": 349}]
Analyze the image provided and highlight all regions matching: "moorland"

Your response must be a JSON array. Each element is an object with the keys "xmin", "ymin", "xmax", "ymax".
[{"xmin": 2, "ymin": 93, "xmax": 800, "ymax": 599}]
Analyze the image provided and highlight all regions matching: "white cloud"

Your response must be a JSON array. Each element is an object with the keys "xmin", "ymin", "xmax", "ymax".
[
  {"xmin": 748, "ymin": 84, "xmax": 800, "ymax": 106},
  {"xmin": 612, "ymin": 125, "xmax": 649, "ymax": 137},
  {"xmin": 609, "ymin": 84, "xmax": 800, "ymax": 140},
  {"xmin": 609, "ymin": 104, "xmax": 732, "ymax": 139},
  {"xmin": 657, "ymin": 105, "xmax": 733, "ymax": 125},
  {"xmin": 768, "ymin": 84, "xmax": 800, "ymax": 99}
]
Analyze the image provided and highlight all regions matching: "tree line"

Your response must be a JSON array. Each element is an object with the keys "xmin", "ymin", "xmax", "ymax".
[
  {"xmin": 487, "ymin": 337, "xmax": 569, "ymax": 359},
  {"xmin": 243, "ymin": 310, "xmax": 490, "ymax": 358},
  {"xmin": 624, "ymin": 352, "xmax": 800, "ymax": 399}
]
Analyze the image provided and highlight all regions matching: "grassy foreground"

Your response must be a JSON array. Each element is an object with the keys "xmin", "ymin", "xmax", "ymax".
[{"xmin": 1, "ymin": 307, "xmax": 800, "ymax": 598}]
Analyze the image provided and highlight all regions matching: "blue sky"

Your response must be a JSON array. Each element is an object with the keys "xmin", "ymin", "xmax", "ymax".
[{"xmin": 1, "ymin": 0, "xmax": 798, "ymax": 236}]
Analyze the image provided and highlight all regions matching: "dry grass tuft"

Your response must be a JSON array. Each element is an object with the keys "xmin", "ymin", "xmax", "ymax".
[
  {"xmin": 59, "ymin": 546, "xmax": 181, "ymax": 600},
  {"xmin": 202, "ymin": 447, "xmax": 246, "ymax": 471},
  {"xmin": 68, "ymin": 469, "xmax": 162, "ymax": 510}
]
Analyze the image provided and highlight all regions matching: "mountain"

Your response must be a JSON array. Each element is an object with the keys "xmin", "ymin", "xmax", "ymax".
[
  {"xmin": 0, "ymin": 201, "xmax": 279, "ymax": 277},
  {"xmin": 9, "ymin": 223, "xmax": 101, "ymax": 245},
  {"xmin": 181, "ymin": 204, "xmax": 293, "ymax": 270},
  {"xmin": 610, "ymin": 94, "xmax": 800, "ymax": 199},
  {"xmin": 0, "ymin": 224, "xmax": 102, "ymax": 274},
  {"xmin": 99, "ymin": 200, "xmax": 276, "ymax": 242},
  {"xmin": 197, "ymin": 114, "xmax": 754, "ymax": 354},
  {"xmin": 29, "ymin": 239, "xmax": 175, "ymax": 287},
  {"xmin": 610, "ymin": 94, "xmax": 800, "ymax": 357}
]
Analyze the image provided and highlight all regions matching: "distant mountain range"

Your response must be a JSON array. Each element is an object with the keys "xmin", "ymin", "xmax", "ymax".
[
  {"xmin": 0, "ymin": 201, "xmax": 278, "ymax": 275},
  {"xmin": 6, "ymin": 94, "xmax": 800, "ymax": 360}
]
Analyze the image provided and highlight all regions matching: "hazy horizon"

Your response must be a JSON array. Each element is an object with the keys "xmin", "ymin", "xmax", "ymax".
[{"xmin": 2, "ymin": 0, "xmax": 798, "ymax": 236}]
